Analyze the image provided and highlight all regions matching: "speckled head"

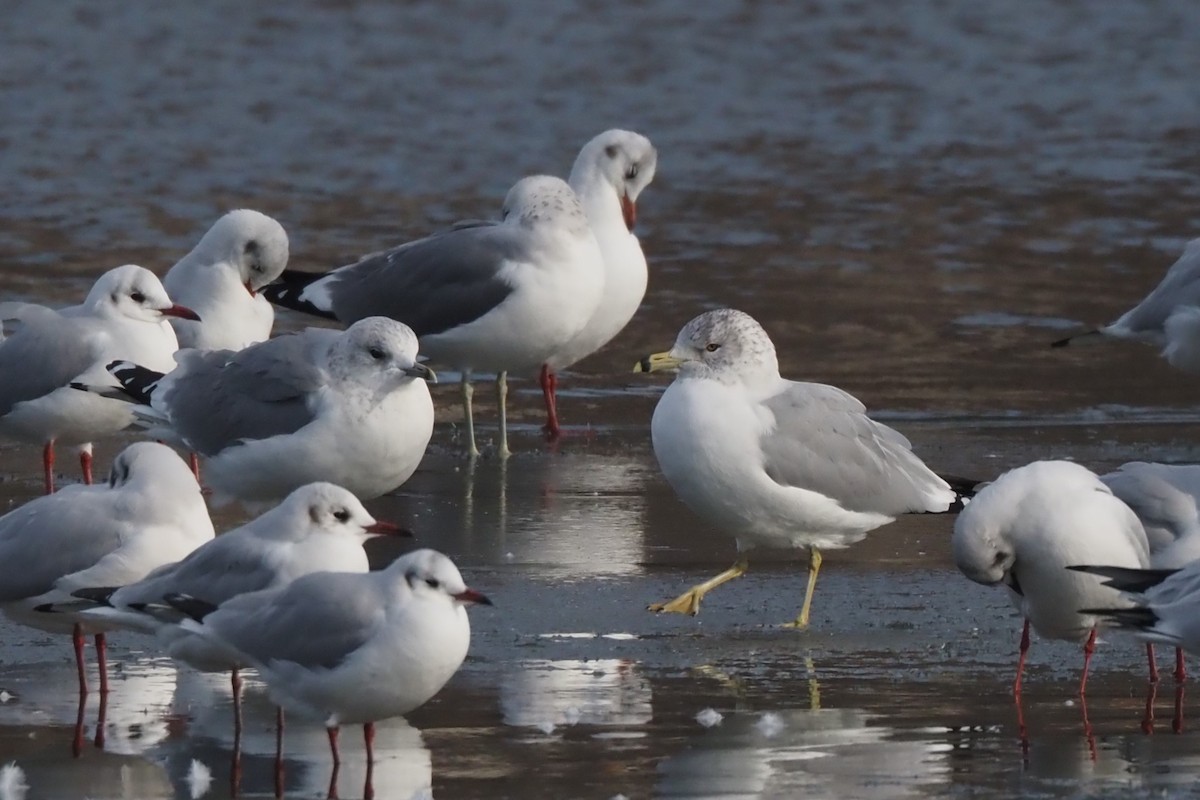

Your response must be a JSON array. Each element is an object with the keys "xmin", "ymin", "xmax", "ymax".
[
  {"xmin": 330, "ymin": 316, "xmax": 435, "ymax": 384},
  {"xmin": 501, "ymin": 175, "xmax": 590, "ymax": 235},
  {"xmin": 670, "ymin": 309, "xmax": 780, "ymax": 384}
]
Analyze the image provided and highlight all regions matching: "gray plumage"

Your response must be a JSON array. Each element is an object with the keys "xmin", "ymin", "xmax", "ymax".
[{"xmin": 0, "ymin": 306, "xmax": 97, "ymax": 417}]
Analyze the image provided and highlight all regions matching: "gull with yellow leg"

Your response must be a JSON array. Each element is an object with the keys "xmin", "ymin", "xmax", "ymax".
[{"xmin": 636, "ymin": 309, "xmax": 971, "ymax": 627}]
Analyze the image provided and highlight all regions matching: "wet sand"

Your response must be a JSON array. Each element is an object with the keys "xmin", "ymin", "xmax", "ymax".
[{"xmin": 6, "ymin": 0, "xmax": 1200, "ymax": 797}]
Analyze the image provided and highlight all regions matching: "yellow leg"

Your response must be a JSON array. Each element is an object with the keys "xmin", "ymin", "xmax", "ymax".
[
  {"xmin": 784, "ymin": 546, "xmax": 823, "ymax": 629},
  {"xmin": 496, "ymin": 371, "xmax": 512, "ymax": 460},
  {"xmin": 461, "ymin": 372, "xmax": 479, "ymax": 459},
  {"xmin": 648, "ymin": 557, "xmax": 749, "ymax": 616}
]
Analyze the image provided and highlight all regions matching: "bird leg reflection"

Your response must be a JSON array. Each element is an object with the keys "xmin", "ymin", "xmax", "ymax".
[
  {"xmin": 540, "ymin": 364, "xmax": 561, "ymax": 441},
  {"xmin": 784, "ymin": 547, "xmax": 823, "ymax": 629},
  {"xmin": 1175, "ymin": 683, "xmax": 1186, "ymax": 734},
  {"xmin": 43, "ymin": 441, "xmax": 55, "ymax": 495},
  {"xmin": 1143, "ymin": 678, "xmax": 1158, "ymax": 734},
  {"xmin": 648, "ymin": 557, "xmax": 749, "ymax": 615},
  {"xmin": 1176, "ymin": 647, "xmax": 1188, "ymax": 683},
  {"xmin": 1079, "ymin": 627, "xmax": 1097, "ymax": 696}
]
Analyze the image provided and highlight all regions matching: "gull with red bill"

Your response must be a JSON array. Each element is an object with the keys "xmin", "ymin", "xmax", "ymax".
[
  {"xmin": 0, "ymin": 265, "xmax": 200, "ymax": 493},
  {"xmin": 163, "ymin": 548, "xmax": 488, "ymax": 788},
  {"xmin": 163, "ymin": 209, "xmax": 290, "ymax": 351}
]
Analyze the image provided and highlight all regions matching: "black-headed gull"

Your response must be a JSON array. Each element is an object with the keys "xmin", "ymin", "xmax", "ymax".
[
  {"xmin": 636, "ymin": 309, "xmax": 969, "ymax": 626},
  {"xmin": 954, "ymin": 460, "xmax": 1151, "ymax": 695},
  {"xmin": 96, "ymin": 317, "xmax": 435, "ymax": 508},
  {"xmin": 263, "ymin": 175, "xmax": 605, "ymax": 458},
  {"xmin": 164, "ymin": 209, "xmax": 290, "ymax": 350},
  {"xmin": 164, "ymin": 548, "xmax": 489, "ymax": 778},
  {"xmin": 539, "ymin": 129, "xmax": 657, "ymax": 438},
  {"xmin": 0, "ymin": 265, "xmax": 199, "ymax": 493},
  {"xmin": 0, "ymin": 442, "xmax": 213, "ymax": 695},
  {"xmin": 1073, "ymin": 562, "xmax": 1200, "ymax": 662}
]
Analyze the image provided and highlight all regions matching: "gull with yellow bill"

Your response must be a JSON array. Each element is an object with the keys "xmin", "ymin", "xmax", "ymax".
[{"xmin": 635, "ymin": 309, "xmax": 971, "ymax": 627}]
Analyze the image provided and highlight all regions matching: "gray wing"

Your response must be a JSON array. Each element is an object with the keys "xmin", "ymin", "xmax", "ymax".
[
  {"xmin": 0, "ymin": 489, "xmax": 123, "ymax": 601},
  {"xmin": 1101, "ymin": 462, "xmax": 1200, "ymax": 550},
  {"xmin": 1113, "ymin": 240, "xmax": 1200, "ymax": 334},
  {"xmin": 207, "ymin": 571, "xmax": 386, "ymax": 669},
  {"xmin": 158, "ymin": 330, "xmax": 337, "ymax": 454},
  {"xmin": 759, "ymin": 382, "xmax": 950, "ymax": 516},
  {"xmin": 0, "ymin": 307, "xmax": 97, "ymax": 416},
  {"xmin": 327, "ymin": 223, "xmax": 520, "ymax": 336},
  {"xmin": 111, "ymin": 531, "xmax": 278, "ymax": 608}
]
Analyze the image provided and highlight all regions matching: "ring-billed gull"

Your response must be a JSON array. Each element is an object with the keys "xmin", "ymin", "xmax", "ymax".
[
  {"xmin": 0, "ymin": 442, "xmax": 213, "ymax": 695},
  {"xmin": 953, "ymin": 460, "xmax": 1151, "ymax": 695},
  {"xmin": 263, "ymin": 175, "xmax": 605, "ymax": 458},
  {"xmin": 0, "ymin": 265, "xmax": 199, "ymax": 493},
  {"xmin": 94, "ymin": 317, "xmax": 435, "ymax": 508},
  {"xmin": 539, "ymin": 129, "xmax": 658, "ymax": 437},
  {"xmin": 164, "ymin": 548, "xmax": 489, "ymax": 780},
  {"xmin": 1052, "ymin": 238, "xmax": 1200, "ymax": 372},
  {"xmin": 635, "ymin": 309, "xmax": 966, "ymax": 627},
  {"xmin": 47, "ymin": 482, "xmax": 408, "ymax": 741},
  {"xmin": 163, "ymin": 209, "xmax": 290, "ymax": 350}
]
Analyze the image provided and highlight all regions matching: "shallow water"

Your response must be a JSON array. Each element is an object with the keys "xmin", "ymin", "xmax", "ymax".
[{"xmin": 5, "ymin": 1, "xmax": 1200, "ymax": 798}]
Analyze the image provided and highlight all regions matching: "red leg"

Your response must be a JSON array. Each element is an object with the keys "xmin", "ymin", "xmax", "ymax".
[
  {"xmin": 1147, "ymin": 643, "xmax": 1160, "ymax": 683},
  {"xmin": 274, "ymin": 706, "xmax": 285, "ymax": 798},
  {"xmin": 188, "ymin": 452, "xmax": 201, "ymax": 483},
  {"xmin": 1080, "ymin": 693, "xmax": 1096, "ymax": 761},
  {"xmin": 231, "ymin": 668, "xmax": 243, "ymax": 735},
  {"xmin": 1142, "ymin": 678, "xmax": 1158, "ymax": 734},
  {"xmin": 72, "ymin": 623, "xmax": 88, "ymax": 696},
  {"xmin": 1176, "ymin": 647, "xmax": 1187, "ymax": 683},
  {"xmin": 95, "ymin": 633, "xmax": 109, "ymax": 695},
  {"xmin": 1080, "ymin": 627, "xmax": 1097, "ymax": 696},
  {"xmin": 79, "ymin": 449, "xmax": 93, "ymax": 486},
  {"xmin": 1013, "ymin": 619, "xmax": 1031, "ymax": 696},
  {"xmin": 43, "ymin": 441, "xmax": 56, "ymax": 495},
  {"xmin": 540, "ymin": 364, "xmax": 562, "ymax": 440}
]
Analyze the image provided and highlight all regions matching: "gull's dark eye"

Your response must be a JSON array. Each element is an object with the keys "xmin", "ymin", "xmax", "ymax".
[
  {"xmin": 425, "ymin": 577, "xmax": 441, "ymax": 589},
  {"xmin": 333, "ymin": 509, "xmax": 351, "ymax": 523},
  {"xmin": 625, "ymin": 164, "xmax": 639, "ymax": 180},
  {"xmin": 368, "ymin": 347, "xmax": 386, "ymax": 361},
  {"xmin": 705, "ymin": 342, "xmax": 720, "ymax": 352},
  {"xmin": 130, "ymin": 291, "xmax": 146, "ymax": 303}
]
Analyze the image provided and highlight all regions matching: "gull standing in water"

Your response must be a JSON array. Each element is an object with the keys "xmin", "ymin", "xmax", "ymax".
[
  {"xmin": 539, "ymin": 129, "xmax": 657, "ymax": 437},
  {"xmin": 0, "ymin": 443, "xmax": 213, "ymax": 696},
  {"xmin": 263, "ymin": 175, "xmax": 605, "ymax": 458},
  {"xmin": 954, "ymin": 460, "xmax": 1152, "ymax": 694},
  {"xmin": 636, "ymin": 309, "xmax": 966, "ymax": 626},
  {"xmin": 163, "ymin": 209, "xmax": 290, "ymax": 350},
  {"xmin": 0, "ymin": 265, "xmax": 198, "ymax": 493}
]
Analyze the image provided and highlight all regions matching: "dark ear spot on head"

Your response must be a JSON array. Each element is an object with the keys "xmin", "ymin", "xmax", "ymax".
[
  {"xmin": 244, "ymin": 240, "xmax": 260, "ymax": 255},
  {"xmin": 309, "ymin": 505, "xmax": 321, "ymax": 524},
  {"xmin": 604, "ymin": 145, "xmax": 618, "ymax": 158}
]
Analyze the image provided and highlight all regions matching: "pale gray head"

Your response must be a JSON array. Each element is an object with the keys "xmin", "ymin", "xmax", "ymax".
[
  {"xmin": 663, "ymin": 309, "xmax": 779, "ymax": 383},
  {"xmin": 270, "ymin": 482, "xmax": 407, "ymax": 542},
  {"xmin": 86, "ymin": 265, "xmax": 201, "ymax": 324},
  {"xmin": 107, "ymin": 441, "xmax": 199, "ymax": 491},
  {"xmin": 391, "ymin": 548, "xmax": 492, "ymax": 606},
  {"xmin": 328, "ymin": 316, "xmax": 435, "ymax": 385},
  {"xmin": 193, "ymin": 210, "xmax": 290, "ymax": 293},
  {"xmin": 501, "ymin": 175, "xmax": 590, "ymax": 235},
  {"xmin": 569, "ymin": 129, "xmax": 658, "ymax": 231}
]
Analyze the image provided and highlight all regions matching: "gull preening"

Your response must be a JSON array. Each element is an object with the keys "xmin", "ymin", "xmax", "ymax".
[
  {"xmin": 0, "ymin": 443, "xmax": 213, "ymax": 695},
  {"xmin": 539, "ymin": 129, "xmax": 658, "ymax": 436},
  {"xmin": 636, "ymin": 309, "xmax": 967, "ymax": 627},
  {"xmin": 264, "ymin": 174, "xmax": 605, "ymax": 458},
  {"xmin": 953, "ymin": 460, "xmax": 1151, "ymax": 694},
  {"xmin": 1052, "ymin": 237, "xmax": 1200, "ymax": 372},
  {"xmin": 164, "ymin": 548, "xmax": 489, "ymax": 777},
  {"xmin": 163, "ymin": 209, "xmax": 290, "ymax": 350},
  {"xmin": 98, "ymin": 316, "xmax": 435, "ymax": 508},
  {"xmin": 0, "ymin": 265, "xmax": 199, "ymax": 493}
]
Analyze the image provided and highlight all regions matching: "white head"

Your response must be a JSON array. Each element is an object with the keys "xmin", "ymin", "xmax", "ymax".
[
  {"xmin": 188, "ymin": 210, "xmax": 290, "ymax": 294},
  {"xmin": 106, "ymin": 441, "xmax": 199, "ymax": 492},
  {"xmin": 568, "ymin": 129, "xmax": 658, "ymax": 231},
  {"xmin": 637, "ymin": 309, "xmax": 779, "ymax": 385},
  {"xmin": 327, "ymin": 317, "xmax": 436, "ymax": 386},
  {"xmin": 265, "ymin": 482, "xmax": 409, "ymax": 543},
  {"xmin": 389, "ymin": 548, "xmax": 491, "ymax": 607},
  {"xmin": 106, "ymin": 443, "xmax": 214, "ymax": 542},
  {"xmin": 84, "ymin": 265, "xmax": 201, "ymax": 324},
  {"xmin": 501, "ymin": 175, "xmax": 591, "ymax": 236}
]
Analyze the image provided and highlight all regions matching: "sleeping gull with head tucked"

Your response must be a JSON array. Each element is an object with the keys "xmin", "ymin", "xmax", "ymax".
[
  {"xmin": 95, "ymin": 316, "xmax": 435, "ymax": 508},
  {"xmin": 263, "ymin": 174, "xmax": 605, "ymax": 459},
  {"xmin": 0, "ymin": 265, "xmax": 199, "ymax": 493},
  {"xmin": 163, "ymin": 209, "xmax": 290, "ymax": 350},
  {"xmin": 635, "ymin": 308, "xmax": 969, "ymax": 627}
]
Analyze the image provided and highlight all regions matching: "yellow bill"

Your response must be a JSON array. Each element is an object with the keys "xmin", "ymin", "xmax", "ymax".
[{"xmin": 634, "ymin": 351, "xmax": 683, "ymax": 373}]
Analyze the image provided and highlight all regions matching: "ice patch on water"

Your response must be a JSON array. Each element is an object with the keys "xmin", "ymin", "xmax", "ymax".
[{"xmin": 695, "ymin": 708, "xmax": 723, "ymax": 728}]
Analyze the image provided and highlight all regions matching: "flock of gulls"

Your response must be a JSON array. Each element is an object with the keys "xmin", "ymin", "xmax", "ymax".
[{"xmin": 5, "ymin": 125, "xmax": 1200, "ymax": 794}]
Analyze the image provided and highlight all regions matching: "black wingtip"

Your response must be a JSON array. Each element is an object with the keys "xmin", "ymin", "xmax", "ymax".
[
  {"xmin": 1079, "ymin": 606, "xmax": 1159, "ymax": 629},
  {"xmin": 261, "ymin": 270, "xmax": 339, "ymax": 320},
  {"xmin": 164, "ymin": 592, "xmax": 219, "ymax": 622},
  {"xmin": 71, "ymin": 586, "xmax": 118, "ymax": 605},
  {"xmin": 1067, "ymin": 565, "xmax": 1179, "ymax": 593},
  {"xmin": 33, "ymin": 603, "xmax": 56, "ymax": 614},
  {"xmin": 104, "ymin": 360, "xmax": 164, "ymax": 405}
]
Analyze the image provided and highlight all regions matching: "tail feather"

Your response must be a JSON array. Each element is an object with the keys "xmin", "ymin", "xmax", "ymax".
[
  {"xmin": 1051, "ymin": 328, "xmax": 1104, "ymax": 348},
  {"xmin": 34, "ymin": 600, "xmax": 100, "ymax": 615},
  {"xmin": 1067, "ymin": 565, "xmax": 1179, "ymax": 593},
  {"xmin": 164, "ymin": 592, "xmax": 219, "ymax": 622},
  {"xmin": 105, "ymin": 360, "xmax": 165, "ymax": 405},
  {"xmin": 261, "ymin": 270, "xmax": 338, "ymax": 320},
  {"xmin": 1080, "ymin": 606, "xmax": 1159, "ymax": 630}
]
